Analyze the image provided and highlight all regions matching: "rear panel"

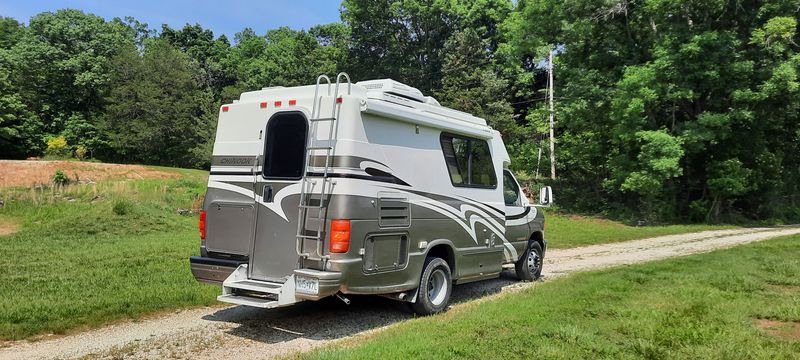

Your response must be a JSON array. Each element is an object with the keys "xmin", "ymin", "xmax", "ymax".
[{"xmin": 205, "ymin": 202, "xmax": 254, "ymax": 255}]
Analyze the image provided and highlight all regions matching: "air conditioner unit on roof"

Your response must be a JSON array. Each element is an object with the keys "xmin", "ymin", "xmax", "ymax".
[{"xmin": 357, "ymin": 79, "xmax": 426, "ymax": 103}]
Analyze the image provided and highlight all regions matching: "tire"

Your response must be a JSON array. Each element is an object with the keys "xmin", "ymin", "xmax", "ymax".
[
  {"xmin": 515, "ymin": 241, "xmax": 543, "ymax": 281},
  {"xmin": 411, "ymin": 257, "xmax": 452, "ymax": 315}
]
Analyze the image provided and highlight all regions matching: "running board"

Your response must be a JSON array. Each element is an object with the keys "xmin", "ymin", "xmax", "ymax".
[{"xmin": 218, "ymin": 264, "xmax": 300, "ymax": 308}]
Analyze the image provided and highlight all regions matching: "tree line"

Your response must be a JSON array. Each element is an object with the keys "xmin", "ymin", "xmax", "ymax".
[{"xmin": 1, "ymin": 0, "xmax": 798, "ymax": 223}]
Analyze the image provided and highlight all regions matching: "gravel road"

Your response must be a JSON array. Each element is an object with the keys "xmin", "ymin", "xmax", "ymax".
[{"xmin": 2, "ymin": 227, "xmax": 799, "ymax": 360}]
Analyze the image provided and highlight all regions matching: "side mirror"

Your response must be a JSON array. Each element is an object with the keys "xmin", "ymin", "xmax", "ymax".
[{"xmin": 539, "ymin": 186, "xmax": 553, "ymax": 206}]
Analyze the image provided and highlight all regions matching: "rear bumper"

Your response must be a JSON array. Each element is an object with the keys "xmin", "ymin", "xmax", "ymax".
[
  {"xmin": 189, "ymin": 256, "xmax": 246, "ymax": 284},
  {"xmin": 293, "ymin": 268, "xmax": 342, "ymax": 301}
]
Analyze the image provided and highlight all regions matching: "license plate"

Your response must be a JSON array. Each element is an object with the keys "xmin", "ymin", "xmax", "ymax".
[{"xmin": 296, "ymin": 276, "xmax": 319, "ymax": 295}]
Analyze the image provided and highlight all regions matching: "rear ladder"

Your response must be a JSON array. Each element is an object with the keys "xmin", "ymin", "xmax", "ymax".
[{"xmin": 295, "ymin": 73, "xmax": 351, "ymax": 263}]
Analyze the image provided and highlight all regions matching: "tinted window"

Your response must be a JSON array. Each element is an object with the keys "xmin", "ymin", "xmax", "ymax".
[
  {"xmin": 470, "ymin": 140, "xmax": 495, "ymax": 186},
  {"xmin": 263, "ymin": 112, "xmax": 308, "ymax": 179},
  {"xmin": 503, "ymin": 171, "xmax": 521, "ymax": 206},
  {"xmin": 440, "ymin": 133, "xmax": 497, "ymax": 188}
]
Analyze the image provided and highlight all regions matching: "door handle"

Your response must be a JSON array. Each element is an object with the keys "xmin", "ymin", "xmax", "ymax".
[{"xmin": 263, "ymin": 185, "xmax": 274, "ymax": 202}]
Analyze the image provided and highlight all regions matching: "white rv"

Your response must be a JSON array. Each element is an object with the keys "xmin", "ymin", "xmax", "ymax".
[{"xmin": 190, "ymin": 73, "xmax": 552, "ymax": 314}]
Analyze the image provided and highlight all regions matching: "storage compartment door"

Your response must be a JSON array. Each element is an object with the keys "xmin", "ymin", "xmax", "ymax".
[
  {"xmin": 363, "ymin": 233, "xmax": 409, "ymax": 273},
  {"xmin": 206, "ymin": 201, "xmax": 255, "ymax": 255}
]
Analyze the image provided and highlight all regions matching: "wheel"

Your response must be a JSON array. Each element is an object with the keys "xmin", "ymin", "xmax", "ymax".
[
  {"xmin": 411, "ymin": 257, "xmax": 452, "ymax": 315},
  {"xmin": 515, "ymin": 241, "xmax": 543, "ymax": 281}
]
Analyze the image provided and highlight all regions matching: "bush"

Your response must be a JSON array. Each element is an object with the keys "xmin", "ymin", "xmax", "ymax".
[
  {"xmin": 45, "ymin": 136, "xmax": 70, "ymax": 158},
  {"xmin": 52, "ymin": 170, "xmax": 69, "ymax": 186},
  {"xmin": 112, "ymin": 200, "xmax": 134, "ymax": 215},
  {"xmin": 74, "ymin": 145, "xmax": 88, "ymax": 160}
]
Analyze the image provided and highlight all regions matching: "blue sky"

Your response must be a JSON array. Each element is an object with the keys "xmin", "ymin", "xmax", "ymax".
[{"xmin": 0, "ymin": 0, "xmax": 343, "ymax": 39}]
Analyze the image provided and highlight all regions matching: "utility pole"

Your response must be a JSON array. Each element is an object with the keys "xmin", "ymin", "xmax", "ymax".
[{"xmin": 548, "ymin": 49, "xmax": 556, "ymax": 180}]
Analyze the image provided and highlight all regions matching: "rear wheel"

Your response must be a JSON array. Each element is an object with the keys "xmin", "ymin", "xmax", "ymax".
[
  {"xmin": 515, "ymin": 241, "xmax": 543, "ymax": 281},
  {"xmin": 411, "ymin": 257, "xmax": 452, "ymax": 315}
]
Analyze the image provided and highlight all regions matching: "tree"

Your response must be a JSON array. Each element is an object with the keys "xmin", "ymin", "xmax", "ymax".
[
  {"xmin": 161, "ymin": 24, "xmax": 233, "ymax": 96},
  {"xmin": 438, "ymin": 29, "xmax": 518, "ymax": 140},
  {"xmin": 341, "ymin": 0, "xmax": 512, "ymax": 93},
  {"xmin": 507, "ymin": 0, "xmax": 800, "ymax": 222},
  {"xmin": 0, "ymin": 17, "xmax": 23, "ymax": 49},
  {"xmin": 224, "ymin": 26, "xmax": 343, "ymax": 97},
  {"xmin": 7, "ymin": 10, "xmax": 133, "ymax": 134},
  {"xmin": 101, "ymin": 39, "xmax": 215, "ymax": 168},
  {"xmin": 0, "ymin": 49, "xmax": 43, "ymax": 158}
]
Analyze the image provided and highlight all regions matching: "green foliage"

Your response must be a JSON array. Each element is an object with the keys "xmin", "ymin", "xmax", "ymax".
[
  {"xmin": 619, "ymin": 130, "xmax": 683, "ymax": 197},
  {"xmin": 62, "ymin": 113, "xmax": 106, "ymax": 157},
  {"xmin": 438, "ymin": 29, "xmax": 517, "ymax": 138},
  {"xmin": 0, "ymin": 48, "xmax": 43, "ymax": 158},
  {"xmin": 101, "ymin": 39, "xmax": 215, "ymax": 168},
  {"xmin": 341, "ymin": 0, "xmax": 511, "ymax": 94},
  {"xmin": 1, "ymin": 3, "xmax": 799, "ymax": 222},
  {"xmin": 74, "ymin": 145, "xmax": 88, "ymax": 159},
  {"xmin": 44, "ymin": 135, "xmax": 70, "ymax": 158},
  {"xmin": 51, "ymin": 170, "xmax": 69, "ymax": 186},
  {"xmin": 507, "ymin": 0, "xmax": 800, "ymax": 222},
  {"xmin": 112, "ymin": 199, "xmax": 133, "ymax": 215}
]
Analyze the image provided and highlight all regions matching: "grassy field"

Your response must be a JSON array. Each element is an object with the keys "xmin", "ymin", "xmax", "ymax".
[
  {"xmin": 0, "ymin": 166, "xmax": 219, "ymax": 340},
  {"xmin": 545, "ymin": 212, "xmax": 735, "ymax": 249},
  {"xmin": 0, "ymin": 161, "xmax": 750, "ymax": 341},
  {"xmin": 307, "ymin": 235, "xmax": 800, "ymax": 359}
]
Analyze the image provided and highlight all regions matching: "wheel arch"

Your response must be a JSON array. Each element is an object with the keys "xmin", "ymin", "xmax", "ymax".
[
  {"xmin": 530, "ymin": 230, "xmax": 545, "ymax": 256},
  {"xmin": 425, "ymin": 240, "xmax": 457, "ymax": 278}
]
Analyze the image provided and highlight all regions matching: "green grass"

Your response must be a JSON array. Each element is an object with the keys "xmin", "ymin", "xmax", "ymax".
[
  {"xmin": 0, "ymin": 167, "xmax": 218, "ymax": 340},
  {"xmin": 0, "ymin": 165, "xmax": 747, "ymax": 341},
  {"xmin": 308, "ymin": 235, "xmax": 800, "ymax": 359},
  {"xmin": 545, "ymin": 212, "xmax": 736, "ymax": 249}
]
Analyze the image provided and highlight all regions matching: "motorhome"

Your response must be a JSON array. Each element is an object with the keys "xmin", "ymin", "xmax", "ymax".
[{"xmin": 189, "ymin": 73, "xmax": 552, "ymax": 314}]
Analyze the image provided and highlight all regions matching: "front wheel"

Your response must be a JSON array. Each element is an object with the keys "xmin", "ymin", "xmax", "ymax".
[
  {"xmin": 411, "ymin": 257, "xmax": 452, "ymax": 315},
  {"xmin": 515, "ymin": 241, "xmax": 543, "ymax": 281}
]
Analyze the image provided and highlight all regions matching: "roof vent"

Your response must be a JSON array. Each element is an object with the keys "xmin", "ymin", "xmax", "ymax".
[
  {"xmin": 424, "ymin": 96, "xmax": 440, "ymax": 106},
  {"xmin": 357, "ymin": 79, "xmax": 425, "ymax": 103}
]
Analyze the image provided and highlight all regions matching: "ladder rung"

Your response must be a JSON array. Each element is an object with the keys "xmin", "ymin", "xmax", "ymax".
[
  {"xmin": 299, "ymin": 204, "xmax": 324, "ymax": 209},
  {"xmin": 307, "ymin": 146, "xmax": 333, "ymax": 150},
  {"xmin": 310, "ymin": 117, "xmax": 336, "ymax": 122},
  {"xmin": 296, "ymin": 235, "xmax": 321, "ymax": 240}
]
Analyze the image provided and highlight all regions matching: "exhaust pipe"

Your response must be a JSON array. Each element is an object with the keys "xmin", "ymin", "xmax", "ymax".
[{"xmin": 335, "ymin": 292, "xmax": 351, "ymax": 305}]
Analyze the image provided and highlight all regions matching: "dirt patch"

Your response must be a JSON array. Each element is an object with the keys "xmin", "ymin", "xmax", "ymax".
[
  {"xmin": 754, "ymin": 318, "xmax": 800, "ymax": 341},
  {"xmin": 0, "ymin": 160, "xmax": 179, "ymax": 188},
  {"xmin": 765, "ymin": 283, "xmax": 800, "ymax": 293},
  {"xmin": 0, "ymin": 218, "xmax": 19, "ymax": 236}
]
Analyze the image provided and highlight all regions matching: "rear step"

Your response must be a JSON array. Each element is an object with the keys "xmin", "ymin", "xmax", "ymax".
[
  {"xmin": 217, "ymin": 294, "xmax": 278, "ymax": 308},
  {"xmin": 218, "ymin": 264, "xmax": 300, "ymax": 309}
]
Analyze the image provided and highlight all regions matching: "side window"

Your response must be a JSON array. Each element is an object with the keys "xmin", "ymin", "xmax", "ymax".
[
  {"xmin": 503, "ymin": 171, "xmax": 521, "ymax": 206},
  {"xmin": 440, "ymin": 133, "xmax": 497, "ymax": 188},
  {"xmin": 470, "ymin": 140, "xmax": 495, "ymax": 187}
]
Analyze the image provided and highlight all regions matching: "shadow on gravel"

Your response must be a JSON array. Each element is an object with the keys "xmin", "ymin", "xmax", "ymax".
[{"xmin": 201, "ymin": 270, "xmax": 524, "ymax": 344}]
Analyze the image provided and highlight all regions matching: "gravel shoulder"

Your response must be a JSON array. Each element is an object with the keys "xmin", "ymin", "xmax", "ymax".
[{"xmin": 2, "ymin": 227, "xmax": 798, "ymax": 360}]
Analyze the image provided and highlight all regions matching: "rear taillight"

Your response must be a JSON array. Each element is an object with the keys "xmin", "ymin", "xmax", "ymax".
[
  {"xmin": 199, "ymin": 210, "xmax": 207, "ymax": 240},
  {"xmin": 329, "ymin": 219, "xmax": 351, "ymax": 253}
]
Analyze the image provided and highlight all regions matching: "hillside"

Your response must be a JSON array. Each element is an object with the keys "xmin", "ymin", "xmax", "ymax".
[{"xmin": 0, "ymin": 161, "xmax": 217, "ymax": 340}]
